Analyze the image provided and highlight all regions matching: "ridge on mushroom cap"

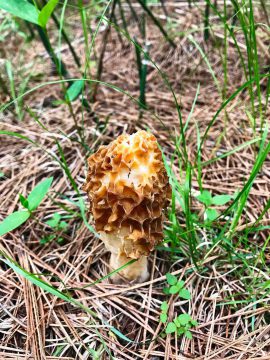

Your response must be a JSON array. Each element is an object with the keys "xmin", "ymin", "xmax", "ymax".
[{"xmin": 84, "ymin": 130, "xmax": 171, "ymax": 259}]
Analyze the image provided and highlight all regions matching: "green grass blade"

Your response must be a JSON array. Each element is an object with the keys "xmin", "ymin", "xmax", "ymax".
[
  {"xmin": 201, "ymin": 137, "xmax": 261, "ymax": 167},
  {"xmin": 136, "ymin": 0, "xmax": 175, "ymax": 47},
  {"xmin": 188, "ymin": 34, "xmax": 221, "ymax": 95},
  {"xmin": 0, "ymin": 251, "xmax": 134, "ymax": 343},
  {"xmin": 0, "ymin": 211, "xmax": 30, "ymax": 236},
  {"xmin": 184, "ymin": 83, "xmax": 200, "ymax": 133},
  {"xmin": 199, "ymin": 73, "xmax": 270, "ymax": 152},
  {"xmin": 38, "ymin": 0, "xmax": 59, "ymax": 28}
]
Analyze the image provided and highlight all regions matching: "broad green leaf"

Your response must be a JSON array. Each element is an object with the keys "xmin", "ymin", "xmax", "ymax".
[
  {"xmin": 46, "ymin": 212, "xmax": 60, "ymax": 228},
  {"xmin": 169, "ymin": 284, "xmax": 181, "ymax": 294},
  {"xmin": 52, "ymin": 213, "xmax": 61, "ymax": 223},
  {"xmin": 177, "ymin": 327, "xmax": 185, "ymax": 335},
  {"xmin": 185, "ymin": 330, "xmax": 193, "ymax": 339},
  {"xmin": 38, "ymin": 0, "xmax": 59, "ymax": 28},
  {"xmin": 160, "ymin": 313, "xmax": 167, "ymax": 323},
  {"xmin": 196, "ymin": 190, "xmax": 212, "ymax": 206},
  {"xmin": 0, "ymin": 210, "xmax": 30, "ymax": 236},
  {"xmin": 211, "ymin": 194, "xmax": 232, "ymax": 206},
  {"xmin": 65, "ymin": 80, "xmax": 84, "ymax": 102},
  {"xmin": 19, "ymin": 194, "xmax": 29, "ymax": 209},
  {"xmin": 205, "ymin": 208, "xmax": 219, "ymax": 221},
  {"xmin": 160, "ymin": 301, "xmax": 169, "ymax": 312},
  {"xmin": 0, "ymin": 0, "xmax": 40, "ymax": 25},
  {"xmin": 177, "ymin": 280, "xmax": 185, "ymax": 288},
  {"xmin": 166, "ymin": 273, "xmax": 178, "ymax": 286},
  {"xmin": 179, "ymin": 288, "xmax": 191, "ymax": 300},
  {"xmin": 27, "ymin": 177, "xmax": 53, "ymax": 211},
  {"xmin": 177, "ymin": 313, "xmax": 191, "ymax": 326},
  {"xmin": 165, "ymin": 322, "xmax": 176, "ymax": 334},
  {"xmin": 173, "ymin": 317, "xmax": 180, "ymax": 327}
]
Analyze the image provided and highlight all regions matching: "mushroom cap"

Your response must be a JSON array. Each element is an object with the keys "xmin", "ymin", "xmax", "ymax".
[{"xmin": 83, "ymin": 130, "xmax": 171, "ymax": 259}]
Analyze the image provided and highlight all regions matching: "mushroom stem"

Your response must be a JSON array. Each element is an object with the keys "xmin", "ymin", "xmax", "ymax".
[
  {"xmin": 110, "ymin": 252, "xmax": 149, "ymax": 283},
  {"xmin": 100, "ymin": 230, "xmax": 150, "ymax": 282}
]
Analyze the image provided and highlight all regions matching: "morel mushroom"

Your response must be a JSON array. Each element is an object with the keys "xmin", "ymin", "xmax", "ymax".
[{"xmin": 84, "ymin": 130, "xmax": 171, "ymax": 282}]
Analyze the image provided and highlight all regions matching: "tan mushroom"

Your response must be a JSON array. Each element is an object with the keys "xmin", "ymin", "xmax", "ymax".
[{"xmin": 83, "ymin": 130, "xmax": 171, "ymax": 282}]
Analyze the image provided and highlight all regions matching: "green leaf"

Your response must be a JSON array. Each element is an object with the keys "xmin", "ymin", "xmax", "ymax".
[
  {"xmin": 169, "ymin": 284, "xmax": 181, "ymax": 294},
  {"xmin": 27, "ymin": 177, "xmax": 53, "ymax": 211},
  {"xmin": 166, "ymin": 273, "xmax": 178, "ymax": 286},
  {"xmin": 46, "ymin": 212, "xmax": 60, "ymax": 228},
  {"xmin": 88, "ymin": 349, "xmax": 99, "ymax": 360},
  {"xmin": 169, "ymin": 280, "xmax": 184, "ymax": 294},
  {"xmin": 173, "ymin": 317, "xmax": 180, "ymax": 327},
  {"xmin": 185, "ymin": 330, "xmax": 193, "ymax": 339},
  {"xmin": 52, "ymin": 213, "xmax": 61, "ymax": 222},
  {"xmin": 0, "ymin": 210, "xmax": 30, "ymax": 236},
  {"xmin": 0, "ymin": 0, "xmax": 40, "ymax": 25},
  {"xmin": 160, "ymin": 313, "xmax": 167, "ymax": 323},
  {"xmin": 19, "ymin": 194, "xmax": 29, "ymax": 209},
  {"xmin": 196, "ymin": 190, "xmax": 212, "ymax": 206},
  {"xmin": 165, "ymin": 322, "xmax": 176, "ymax": 334},
  {"xmin": 163, "ymin": 287, "xmax": 170, "ymax": 295},
  {"xmin": 205, "ymin": 208, "xmax": 219, "ymax": 221},
  {"xmin": 179, "ymin": 288, "xmax": 191, "ymax": 300},
  {"xmin": 177, "ymin": 280, "xmax": 185, "ymax": 288},
  {"xmin": 59, "ymin": 221, "xmax": 68, "ymax": 230},
  {"xmin": 190, "ymin": 319, "xmax": 198, "ymax": 327},
  {"xmin": 38, "ymin": 0, "xmax": 59, "ymax": 28},
  {"xmin": 160, "ymin": 301, "xmax": 169, "ymax": 312},
  {"xmin": 211, "ymin": 194, "xmax": 232, "ymax": 206},
  {"xmin": 177, "ymin": 327, "xmax": 185, "ymax": 335},
  {"xmin": 65, "ymin": 80, "xmax": 84, "ymax": 102},
  {"xmin": 46, "ymin": 219, "xmax": 58, "ymax": 228},
  {"xmin": 177, "ymin": 313, "xmax": 191, "ymax": 326},
  {"xmin": 57, "ymin": 237, "xmax": 64, "ymax": 244},
  {"xmin": 40, "ymin": 234, "xmax": 55, "ymax": 245}
]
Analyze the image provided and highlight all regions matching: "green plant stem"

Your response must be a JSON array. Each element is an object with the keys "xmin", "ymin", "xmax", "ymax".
[
  {"xmin": 24, "ymin": 20, "xmax": 35, "ymax": 40},
  {"xmin": 136, "ymin": 0, "xmax": 176, "ymax": 48},
  {"xmin": 204, "ymin": 2, "xmax": 210, "ymax": 41},
  {"xmin": 92, "ymin": 0, "xmax": 117, "ymax": 100},
  {"xmin": 118, "ymin": 0, "xmax": 128, "ymax": 33},
  {"xmin": 41, "ymin": 0, "xmax": 81, "ymax": 68},
  {"xmin": 260, "ymin": 0, "xmax": 270, "ymax": 26},
  {"xmin": 126, "ymin": 0, "xmax": 139, "ymax": 23}
]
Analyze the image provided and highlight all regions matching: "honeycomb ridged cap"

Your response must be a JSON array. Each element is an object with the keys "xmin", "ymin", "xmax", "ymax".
[{"xmin": 84, "ymin": 130, "xmax": 171, "ymax": 259}]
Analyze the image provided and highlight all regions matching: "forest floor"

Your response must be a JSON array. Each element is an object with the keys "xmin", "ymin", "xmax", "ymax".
[{"xmin": 0, "ymin": 2, "xmax": 270, "ymax": 359}]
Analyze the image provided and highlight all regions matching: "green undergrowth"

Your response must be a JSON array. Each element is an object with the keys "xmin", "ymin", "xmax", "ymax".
[{"xmin": 0, "ymin": 0, "xmax": 269, "ymax": 354}]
